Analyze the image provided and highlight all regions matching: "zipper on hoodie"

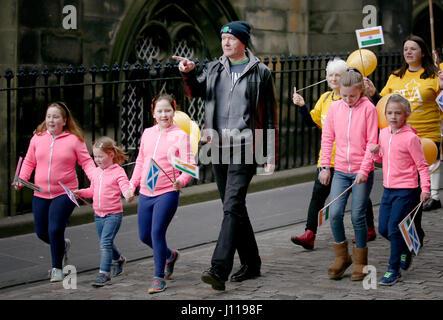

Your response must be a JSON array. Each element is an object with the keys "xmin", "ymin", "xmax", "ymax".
[
  {"xmin": 98, "ymin": 170, "xmax": 104, "ymax": 216},
  {"xmin": 47, "ymin": 135, "xmax": 56, "ymax": 197},
  {"xmin": 346, "ymin": 108, "xmax": 353, "ymax": 173},
  {"xmin": 386, "ymin": 128, "xmax": 402, "ymax": 188}
]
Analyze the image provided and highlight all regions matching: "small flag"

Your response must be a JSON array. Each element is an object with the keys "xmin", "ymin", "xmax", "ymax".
[
  {"xmin": 171, "ymin": 156, "xmax": 199, "ymax": 179},
  {"xmin": 17, "ymin": 177, "xmax": 42, "ymax": 193},
  {"xmin": 399, "ymin": 212, "xmax": 421, "ymax": 255},
  {"xmin": 318, "ymin": 206, "xmax": 329, "ymax": 227},
  {"xmin": 58, "ymin": 181, "xmax": 80, "ymax": 207},
  {"xmin": 355, "ymin": 26, "xmax": 384, "ymax": 48},
  {"xmin": 145, "ymin": 159, "xmax": 161, "ymax": 194}
]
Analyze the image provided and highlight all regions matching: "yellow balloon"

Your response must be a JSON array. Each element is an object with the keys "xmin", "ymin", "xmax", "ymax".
[
  {"xmin": 375, "ymin": 93, "xmax": 393, "ymax": 129},
  {"xmin": 346, "ymin": 49, "xmax": 377, "ymax": 76},
  {"xmin": 189, "ymin": 121, "xmax": 201, "ymax": 156},
  {"xmin": 173, "ymin": 111, "xmax": 191, "ymax": 135},
  {"xmin": 420, "ymin": 138, "xmax": 438, "ymax": 166}
]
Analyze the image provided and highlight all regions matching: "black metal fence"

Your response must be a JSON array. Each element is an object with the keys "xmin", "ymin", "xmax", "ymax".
[{"xmin": 0, "ymin": 50, "xmax": 405, "ymax": 217}]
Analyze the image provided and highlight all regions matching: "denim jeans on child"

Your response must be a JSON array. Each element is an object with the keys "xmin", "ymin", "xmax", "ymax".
[
  {"xmin": 94, "ymin": 213, "xmax": 123, "ymax": 273},
  {"xmin": 329, "ymin": 170, "xmax": 374, "ymax": 248},
  {"xmin": 378, "ymin": 188, "xmax": 419, "ymax": 271}
]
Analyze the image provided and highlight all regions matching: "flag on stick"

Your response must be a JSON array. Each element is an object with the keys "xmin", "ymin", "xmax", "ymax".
[
  {"xmin": 58, "ymin": 181, "xmax": 80, "ymax": 207},
  {"xmin": 355, "ymin": 26, "xmax": 384, "ymax": 48},
  {"xmin": 171, "ymin": 156, "xmax": 199, "ymax": 179},
  {"xmin": 398, "ymin": 202, "xmax": 422, "ymax": 255},
  {"xmin": 17, "ymin": 177, "xmax": 42, "ymax": 193},
  {"xmin": 317, "ymin": 181, "xmax": 357, "ymax": 227},
  {"xmin": 145, "ymin": 159, "xmax": 162, "ymax": 194},
  {"xmin": 13, "ymin": 157, "xmax": 23, "ymax": 184}
]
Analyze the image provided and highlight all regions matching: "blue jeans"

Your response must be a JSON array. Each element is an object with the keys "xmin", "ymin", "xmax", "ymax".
[
  {"xmin": 329, "ymin": 170, "xmax": 374, "ymax": 248},
  {"xmin": 32, "ymin": 194, "xmax": 76, "ymax": 269},
  {"xmin": 378, "ymin": 188, "xmax": 419, "ymax": 271},
  {"xmin": 94, "ymin": 213, "xmax": 123, "ymax": 273},
  {"xmin": 138, "ymin": 192, "xmax": 179, "ymax": 278}
]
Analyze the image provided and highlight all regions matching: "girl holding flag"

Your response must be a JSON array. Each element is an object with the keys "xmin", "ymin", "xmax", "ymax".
[
  {"xmin": 319, "ymin": 69, "xmax": 378, "ymax": 281},
  {"xmin": 130, "ymin": 94, "xmax": 196, "ymax": 294},
  {"xmin": 370, "ymin": 94, "xmax": 430, "ymax": 285},
  {"xmin": 290, "ymin": 58, "xmax": 376, "ymax": 250},
  {"xmin": 74, "ymin": 136, "xmax": 134, "ymax": 287},
  {"xmin": 13, "ymin": 101, "xmax": 95, "ymax": 283}
]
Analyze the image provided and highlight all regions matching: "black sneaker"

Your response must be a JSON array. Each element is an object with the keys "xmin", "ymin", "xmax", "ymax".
[
  {"xmin": 423, "ymin": 199, "xmax": 441, "ymax": 211},
  {"xmin": 400, "ymin": 252, "xmax": 412, "ymax": 271},
  {"xmin": 201, "ymin": 267, "xmax": 226, "ymax": 291}
]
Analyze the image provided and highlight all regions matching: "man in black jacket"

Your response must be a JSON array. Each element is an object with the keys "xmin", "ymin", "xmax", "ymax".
[{"xmin": 173, "ymin": 20, "xmax": 278, "ymax": 290}]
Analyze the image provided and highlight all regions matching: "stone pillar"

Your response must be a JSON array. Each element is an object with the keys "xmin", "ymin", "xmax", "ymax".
[{"xmin": 0, "ymin": 0, "xmax": 18, "ymax": 217}]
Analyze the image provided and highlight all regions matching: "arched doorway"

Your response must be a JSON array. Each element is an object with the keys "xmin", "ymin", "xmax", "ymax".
[{"xmin": 412, "ymin": 3, "xmax": 443, "ymax": 52}]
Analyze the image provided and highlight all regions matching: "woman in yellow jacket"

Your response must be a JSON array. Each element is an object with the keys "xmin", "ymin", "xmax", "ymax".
[{"xmin": 290, "ymin": 58, "xmax": 376, "ymax": 250}]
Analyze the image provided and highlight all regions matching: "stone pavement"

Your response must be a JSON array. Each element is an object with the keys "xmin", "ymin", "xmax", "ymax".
[{"xmin": 1, "ymin": 200, "xmax": 443, "ymax": 301}]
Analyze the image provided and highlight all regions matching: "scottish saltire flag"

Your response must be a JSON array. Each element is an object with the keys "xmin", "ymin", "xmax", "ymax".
[
  {"xmin": 318, "ymin": 206, "xmax": 329, "ymax": 227},
  {"xmin": 58, "ymin": 181, "xmax": 80, "ymax": 207},
  {"xmin": 355, "ymin": 26, "xmax": 384, "ymax": 48},
  {"xmin": 399, "ymin": 213, "xmax": 421, "ymax": 255},
  {"xmin": 145, "ymin": 159, "xmax": 160, "ymax": 194},
  {"xmin": 171, "ymin": 156, "xmax": 199, "ymax": 179}
]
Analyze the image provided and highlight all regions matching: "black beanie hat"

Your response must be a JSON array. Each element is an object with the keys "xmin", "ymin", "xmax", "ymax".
[{"xmin": 220, "ymin": 21, "xmax": 251, "ymax": 46}]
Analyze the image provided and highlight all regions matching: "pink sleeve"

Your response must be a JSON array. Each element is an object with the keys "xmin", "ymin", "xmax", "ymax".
[
  {"xmin": 19, "ymin": 135, "xmax": 37, "ymax": 181},
  {"xmin": 410, "ymin": 137, "xmax": 431, "ymax": 194},
  {"xmin": 116, "ymin": 167, "xmax": 131, "ymax": 195},
  {"xmin": 78, "ymin": 186, "xmax": 94, "ymax": 198},
  {"xmin": 176, "ymin": 132, "xmax": 196, "ymax": 187},
  {"xmin": 359, "ymin": 106, "xmax": 379, "ymax": 176},
  {"xmin": 130, "ymin": 131, "xmax": 146, "ymax": 189},
  {"xmin": 75, "ymin": 139, "xmax": 96, "ymax": 180},
  {"xmin": 320, "ymin": 105, "xmax": 335, "ymax": 167}
]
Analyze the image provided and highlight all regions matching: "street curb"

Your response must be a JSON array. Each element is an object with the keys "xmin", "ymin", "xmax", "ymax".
[{"xmin": 0, "ymin": 166, "xmax": 316, "ymax": 238}]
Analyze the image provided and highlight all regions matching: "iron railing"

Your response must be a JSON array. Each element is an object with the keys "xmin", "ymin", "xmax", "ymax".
[{"xmin": 0, "ymin": 50, "xmax": 405, "ymax": 217}]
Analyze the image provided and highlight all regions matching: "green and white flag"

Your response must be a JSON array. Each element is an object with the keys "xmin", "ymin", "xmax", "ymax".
[{"xmin": 171, "ymin": 156, "xmax": 199, "ymax": 179}]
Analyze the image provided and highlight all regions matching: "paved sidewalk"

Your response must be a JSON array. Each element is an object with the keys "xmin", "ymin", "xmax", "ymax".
[{"xmin": 1, "ymin": 199, "xmax": 442, "ymax": 301}]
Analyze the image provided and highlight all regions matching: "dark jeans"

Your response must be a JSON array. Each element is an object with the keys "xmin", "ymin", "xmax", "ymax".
[
  {"xmin": 211, "ymin": 162, "xmax": 261, "ymax": 280},
  {"xmin": 32, "ymin": 194, "xmax": 76, "ymax": 269},
  {"xmin": 306, "ymin": 168, "xmax": 375, "ymax": 234},
  {"xmin": 378, "ymin": 187, "xmax": 420, "ymax": 271}
]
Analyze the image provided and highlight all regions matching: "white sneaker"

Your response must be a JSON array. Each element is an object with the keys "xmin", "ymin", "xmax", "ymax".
[
  {"xmin": 63, "ymin": 238, "xmax": 71, "ymax": 268},
  {"xmin": 50, "ymin": 268, "xmax": 63, "ymax": 282}
]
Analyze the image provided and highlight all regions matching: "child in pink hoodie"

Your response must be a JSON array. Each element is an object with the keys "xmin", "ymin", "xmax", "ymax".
[
  {"xmin": 75, "ymin": 136, "xmax": 134, "ymax": 287},
  {"xmin": 319, "ymin": 69, "xmax": 378, "ymax": 281},
  {"xmin": 130, "ymin": 93, "xmax": 196, "ymax": 294},
  {"xmin": 14, "ymin": 102, "xmax": 96, "ymax": 283},
  {"xmin": 371, "ymin": 94, "xmax": 430, "ymax": 286}
]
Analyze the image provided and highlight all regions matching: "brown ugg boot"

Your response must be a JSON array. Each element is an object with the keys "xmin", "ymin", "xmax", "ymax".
[
  {"xmin": 328, "ymin": 241, "xmax": 353, "ymax": 280},
  {"xmin": 351, "ymin": 247, "xmax": 368, "ymax": 281}
]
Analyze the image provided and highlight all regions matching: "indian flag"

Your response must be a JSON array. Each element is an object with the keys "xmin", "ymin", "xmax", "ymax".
[
  {"xmin": 318, "ymin": 206, "xmax": 329, "ymax": 227},
  {"xmin": 171, "ymin": 156, "xmax": 199, "ymax": 179},
  {"xmin": 355, "ymin": 26, "xmax": 384, "ymax": 48}
]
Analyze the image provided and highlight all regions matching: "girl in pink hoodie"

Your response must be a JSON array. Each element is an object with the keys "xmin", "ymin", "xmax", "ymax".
[
  {"xmin": 14, "ymin": 102, "xmax": 96, "ymax": 283},
  {"xmin": 319, "ymin": 69, "xmax": 379, "ymax": 281},
  {"xmin": 371, "ymin": 94, "xmax": 430, "ymax": 286},
  {"xmin": 75, "ymin": 136, "xmax": 134, "ymax": 287},
  {"xmin": 130, "ymin": 94, "xmax": 196, "ymax": 293}
]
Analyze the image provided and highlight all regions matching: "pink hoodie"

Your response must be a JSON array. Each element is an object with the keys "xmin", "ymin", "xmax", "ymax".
[
  {"xmin": 372, "ymin": 125, "xmax": 430, "ymax": 193},
  {"xmin": 19, "ymin": 131, "xmax": 95, "ymax": 199},
  {"xmin": 130, "ymin": 124, "xmax": 195, "ymax": 197},
  {"xmin": 321, "ymin": 97, "xmax": 378, "ymax": 176},
  {"xmin": 78, "ymin": 164, "xmax": 131, "ymax": 216}
]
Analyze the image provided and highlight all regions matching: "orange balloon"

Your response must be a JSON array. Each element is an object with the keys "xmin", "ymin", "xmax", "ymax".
[
  {"xmin": 376, "ymin": 94, "xmax": 393, "ymax": 129},
  {"xmin": 420, "ymin": 138, "xmax": 438, "ymax": 166},
  {"xmin": 346, "ymin": 49, "xmax": 377, "ymax": 76}
]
